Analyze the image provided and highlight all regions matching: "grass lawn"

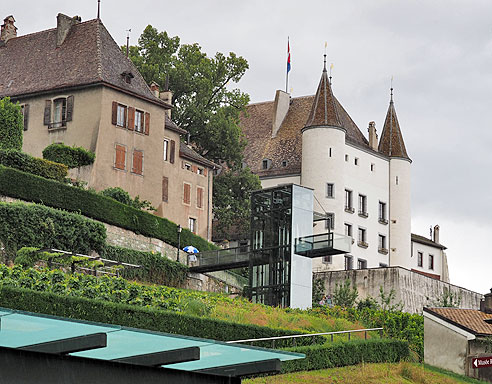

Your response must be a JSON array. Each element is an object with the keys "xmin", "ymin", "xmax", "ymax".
[{"xmin": 244, "ymin": 362, "xmax": 484, "ymax": 384}]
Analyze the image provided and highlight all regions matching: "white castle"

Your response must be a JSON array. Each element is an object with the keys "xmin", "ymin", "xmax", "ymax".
[{"xmin": 240, "ymin": 59, "xmax": 449, "ymax": 282}]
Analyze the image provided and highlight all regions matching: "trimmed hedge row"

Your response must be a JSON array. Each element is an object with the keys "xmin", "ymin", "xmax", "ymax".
[
  {"xmin": 0, "ymin": 286, "xmax": 324, "ymax": 348},
  {"xmin": 0, "ymin": 202, "xmax": 106, "ymax": 260},
  {"xmin": 0, "ymin": 165, "xmax": 217, "ymax": 252},
  {"xmin": 42, "ymin": 143, "xmax": 95, "ymax": 169},
  {"xmin": 282, "ymin": 338, "xmax": 410, "ymax": 373},
  {"xmin": 0, "ymin": 150, "xmax": 67, "ymax": 181},
  {"xmin": 101, "ymin": 245, "xmax": 188, "ymax": 287}
]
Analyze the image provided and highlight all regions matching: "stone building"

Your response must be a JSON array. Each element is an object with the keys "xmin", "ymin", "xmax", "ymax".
[
  {"xmin": 0, "ymin": 14, "xmax": 216, "ymax": 241},
  {"xmin": 240, "ymin": 58, "xmax": 449, "ymax": 280}
]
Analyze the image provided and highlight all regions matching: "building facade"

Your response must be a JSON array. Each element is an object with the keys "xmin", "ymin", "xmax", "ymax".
[
  {"xmin": 240, "ymin": 60, "xmax": 448, "ymax": 280},
  {"xmin": 0, "ymin": 14, "xmax": 216, "ymax": 241}
]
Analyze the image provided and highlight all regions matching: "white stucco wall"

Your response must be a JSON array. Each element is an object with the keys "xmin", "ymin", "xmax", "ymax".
[{"xmin": 411, "ymin": 240, "xmax": 444, "ymax": 279}]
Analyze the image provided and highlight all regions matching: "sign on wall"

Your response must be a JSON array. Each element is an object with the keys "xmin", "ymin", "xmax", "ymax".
[{"xmin": 472, "ymin": 356, "xmax": 492, "ymax": 369}]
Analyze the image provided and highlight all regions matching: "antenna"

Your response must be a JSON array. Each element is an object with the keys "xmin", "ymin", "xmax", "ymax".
[
  {"xmin": 323, "ymin": 41, "xmax": 327, "ymax": 72},
  {"xmin": 97, "ymin": 0, "xmax": 101, "ymax": 20},
  {"xmin": 126, "ymin": 29, "xmax": 131, "ymax": 58},
  {"xmin": 390, "ymin": 75, "xmax": 394, "ymax": 102}
]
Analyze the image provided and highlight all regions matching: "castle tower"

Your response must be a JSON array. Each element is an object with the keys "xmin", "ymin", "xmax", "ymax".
[
  {"xmin": 301, "ymin": 57, "xmax": 345, "ymax": 252},
  {"xmin": 378, "ymin": 89, "xmax": 412, "ymax": 267}
]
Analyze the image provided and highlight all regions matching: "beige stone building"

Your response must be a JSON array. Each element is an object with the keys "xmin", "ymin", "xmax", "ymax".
[{"xmin": 0, "ymin": 14, "xmax": 216, "ymax": 241}]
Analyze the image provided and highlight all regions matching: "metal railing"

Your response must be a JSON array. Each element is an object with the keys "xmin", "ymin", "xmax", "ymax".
[{"xmin": 226, "ymin": 327, "xmax": 384, "ymax": 349}]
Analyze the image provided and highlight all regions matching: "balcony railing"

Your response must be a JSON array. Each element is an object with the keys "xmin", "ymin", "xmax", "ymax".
[
  {"xmin": 357, "ymin": 241, "xmax": 368, "ymax": 249},
  {"xmin": 295, "ymin": 232, "xmax": 351, "ymax": 258}
]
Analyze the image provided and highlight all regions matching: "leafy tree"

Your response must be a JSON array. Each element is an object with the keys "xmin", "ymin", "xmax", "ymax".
[
  {"xmin": 126, "ymin": 26, "xmax": 249, "ymax": 167},
  {"xmin": 378, "ymin": 286, "xmax": 404, "ymax": 312},
  {"xmin": 212, "ymin": 167, "xmax": 261, "ymax": 240},
  {"xmin": 0, "ymin": 97, "xmax": 23, "ymax": 150},
  {"xmin": 100, "ymin": 187, "xmax": 155, "ymax": 212},
  {"xmin": 333, "ymin": 279, "xmax": 358, "ymax": 308}
]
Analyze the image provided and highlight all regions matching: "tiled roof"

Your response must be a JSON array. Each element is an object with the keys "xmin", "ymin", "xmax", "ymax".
[
  {"xmin": 411, "ymin": 233, "xmax": 446, "ymax": 250},
  {"xmin": 378, "ymin": 97, "xmax": 410, "ymax": 160},
  {"xmin": 241, "ymin": 90, "xmax": 370, "ymax": 178},
  {"xmin": 304, "ymin": 68, "xmax": 341, "ymax": 128},
  {"xmin": 165, "ymin": 115, "xmax": 187, "ymax": 135},
  {"xmin": 179, "ymin": 142, "xmax": 219, "ymax": 169},
  {"xmin": 424, "ymin": 307, "xmax": 492, "ymax": 336},
  {"xmin": 0, "ymin": 17, "xmax": 169, "ymax": 107}
]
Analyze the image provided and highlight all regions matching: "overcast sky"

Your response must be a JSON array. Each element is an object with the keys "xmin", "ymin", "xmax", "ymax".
[{"xmin": 6, "ymin": 0, "xmax": 492, "ymax": 294}]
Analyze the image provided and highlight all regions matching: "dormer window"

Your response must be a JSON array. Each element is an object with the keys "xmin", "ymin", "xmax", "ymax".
[
  {"xmin": 262, "ymin": 159, "xmax": 272, "ymax": 170},
  {"xmin": 281, "ymin": 160, "xmax": 288, "ymax": 167},
  {"xmin": 121, "ymin": 71, "xmax": 134, "ymax": 84}
]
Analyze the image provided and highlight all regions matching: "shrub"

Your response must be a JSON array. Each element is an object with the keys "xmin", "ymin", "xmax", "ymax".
[
  {"xmin": 0, "ymin": 202, "xmax": 106, "ymax": 261},
  {"xmin": 282, "ymin": 339, "xmax": 410, "ymax": 373},
  {"xmin": 101, "ymin": 245, "xmax": 188, "ymax": 287},
  {"xmin": 0, "ymin": 150, "xmax": 67, "ymax": 181},
  {"xmin": 0, "ymin": 97, "xmax": 23, "ymax": 150},
  {"xmin": 0, "ymin": 165, "xmax": 217, "ymax": 252},
  {"xmin": 100, "ymin": 187, "xmax": 155, "ymax": 212},
  {"xmin": 0, "ymin": 283, "xmax": 325, "ymax": 347},
  {"xmin": 42, "ymin": 143, "xmax": 95, "ymax": 168},
  {"xmin": 333, "ymin": 279, "xmax": 358, "ymax": 308}
]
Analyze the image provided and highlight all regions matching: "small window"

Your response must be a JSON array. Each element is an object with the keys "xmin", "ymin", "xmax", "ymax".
[
  {"xmin": 323, "ymin": 255, "xmax": 332, "ymax": 264},
  {"xmin": 326, "ymin": 183, "xmax": 334, "ymax": 198},
  {"xmin": 345, "ymin": 154, "xmax": 349, "ymax": 162},
  {"xmin": 183, "ymin": 183, "xmax": 191, "ymax": 205},
  {"xmin": 357, "ymin": 259, "xmax": 367, "ymax": 269},
  {"xmin": 378, "ymin": 234, "xmax": 387, "ymax": 253},
  {"xmin": 184, "ymin": 163, "xmax": 192, "ymax": 171},
  {"xmin": 344, "ymin": 255, "xmax": 353, "ymax": 270},
  {"xmin": 396, "ymin": 176, "xmax": 399, "ymax": 185},
  {"xmin": 132, "ymin": 150, "xmax": 143, "ymax": 175},
  {"xmin": 196, "ymin": 167, "xmax": 204, "ymax": 175},
  {"xmin": 371, "ymin": 163, "xmax": 375, "ymax": 172},
  {"xmin": 196, "ymin": 187, "xmax": 204, "ymax": 209},
  {"xmin": 354, "ymin": 157, "xmax": 359, "ymax": 166},
  {"xmin": 429, "ymin": 254, "xmax": 434, "ymax": 270},
  {"xmin": 53, "ymin": 98, "xmax": 67, "ymax": 128},
  {"xmin": 281, "ymin": 160, "xmax": 288, "ymax": 167},
  {"xmin": 378, "ymin": 202, "xmax": 387, "ymax": 223},
  {"xmin": 325, "ymin": 213, "xmax": 334, "ymax": 230},
  {"xmin": 189, "ymin": 217, "xmax": 197, "ymax": 234},
  {"xmin": 116, "ymin": 104, "xmax": 127, "ymax": 127},
  {"xmin": 262, "ymin": 159, "xmax": 272, "ymax": 170},
  {"xmin": 134, "ymin": 110, "xmax": 144, "ymax": 132},
  {"xmin": 345, "ymin": 189, "xmax": 353, "ymax": 212},
  {"xmin": 344, "ymin": 223, "xmax": 353, "ymax": 237},
  {"xmin": 329, "ymin": 147, "xmax": 332, "ymax": 157},
  {"xmin": 163, "ymin": 139, "xmax": 169, "ymax": 161},
  {"xmin": 358, "ymin": 194, "xmax": 367, "ymax": 217},
  {"xmin": 358, "ymin": 227, "xmax": 367, "ymax": 247},
  {"xmin": 379, "ymin": 263, "xmax": 388, "ymax": 268},
  {"xmin": 417, "ymin": 251, "xmax": 423, "ymax": 267}
]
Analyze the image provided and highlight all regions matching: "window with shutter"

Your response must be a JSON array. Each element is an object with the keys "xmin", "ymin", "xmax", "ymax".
[
  {"xmin": 132, "ymin": 150, "xmax": 143, "ymax": 175},
  {"xmin": 144, "ymin": 112, "xmax": 150, "ymax": 135},
  {"xmin": 135, "ymin": 110, "xmax": 144, "ymax": 133},
  {"xmin": 197, "ymin": 187, "xmax": 204, "ymax": 209},
  {"xmin": 116, "ymin": 104, "xmax": 127, "ymax": 127},
  {"xmin": 170, "ymin": 140, "xmax": 175, "ymax": 164},
  {"xmin": 114, "ymin": 144, "xmax": 126, "ymax": 170},
  {"xmin": 111, "ymin": 101, "xmax": 118, "ymax": 125},
  {"xmin": 183, "ymin": 183, "xmax": 191, "ymax": 205},
  {"xmin": 128, "ymin": 107, "xmax": 135, "ymax": 131},
  {"xmin": 44, "ymin": 100, "xmax": 51, "ymax": 125},
  {"xmin": 163, "ymin": 139, "xmax": 169, "ymax": 161},
  {"xmin": 66, "ymin": 95, "xmax": 74, "ymax": 122},
  {"xmin": 162, "ymin": 177, "xmax": 169, "ymax": 202}
]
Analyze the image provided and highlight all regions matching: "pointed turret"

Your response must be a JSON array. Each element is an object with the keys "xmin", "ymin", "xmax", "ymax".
[
  {"xmin": 378, "ymin": 89, "xmax": 411, "ymax": 160},
  {"xmin": 304, "ymin": 56, "xmax": 341, "ymax": 128}
]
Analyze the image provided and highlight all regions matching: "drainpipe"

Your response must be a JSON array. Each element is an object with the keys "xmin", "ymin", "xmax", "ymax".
[{"xmin": 207, "ymin": 166, "xmax": 215, "ymax": 241}]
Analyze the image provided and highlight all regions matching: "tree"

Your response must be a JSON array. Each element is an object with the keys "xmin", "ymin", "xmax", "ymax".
[
  {"xmin": 332, "ymin": 280, "xmax": 358, "ymax": 308},
  {"xmin": 0, "ymin": 97, "xmax": 23, "ymax": 150},
  {"xmin": 126, "ymin": 26, "xmax": 249, "ymax": 167},
  {"xmin": 212, "ymin": 167, "xmax": 261, "ymax": 240}
]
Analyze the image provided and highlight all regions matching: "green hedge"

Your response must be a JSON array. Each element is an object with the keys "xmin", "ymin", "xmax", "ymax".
[
  {"xmin": 0, "ymin": 97, "xmax": 23, "ymax": 150},
  {"xmin": 281, "ymin": 339, "xmax": 410, "ymax": 373},
  {"xmin": 0, "ymin": 150, "xmax": 67, "ymax": 181},
  {"xmin": 42, "ymin": 143, "xmax": 95, "ymax": 168},
  {"xmin": 0, "ymin": 165, "xmax": 217, "ymax": 252},
  {"xmin": 0, "ymin": 285, "xmax": 324, "ymax": 348},
  {"xmin": 0, "ymin": 202, "xmax": 106, "ymax": 260},
  {"xmin": 101, "ymin": 245, "xmax": 188, "ymax": 287}
]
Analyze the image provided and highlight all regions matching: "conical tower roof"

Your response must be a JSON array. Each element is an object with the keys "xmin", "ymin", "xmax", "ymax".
[
  {"xmin": 378, "ymin": 91, "xmax": 410, "ymax": 160},
  {"xmin": 304, "ymin": 60, "xmax": 342, "ymax": 128}
]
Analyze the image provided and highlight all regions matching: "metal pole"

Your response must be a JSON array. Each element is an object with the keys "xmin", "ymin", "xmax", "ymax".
[{"xmin": 176, "ymin": 225, "xmax": 181, "ymax": 262}]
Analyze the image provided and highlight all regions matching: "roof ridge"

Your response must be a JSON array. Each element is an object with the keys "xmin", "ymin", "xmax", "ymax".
[{"xmin": 95, "ymin": 21, "xmax": 103, "ymax": 79}]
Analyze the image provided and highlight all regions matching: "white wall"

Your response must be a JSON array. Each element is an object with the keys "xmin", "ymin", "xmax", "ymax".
[
  {"xmin": 411, "ymin": 240, "xmax": 444, "ymax": 278},
  {"xmin": 260, "ymin": 175, "xmax": 300, "ymax": 189}
]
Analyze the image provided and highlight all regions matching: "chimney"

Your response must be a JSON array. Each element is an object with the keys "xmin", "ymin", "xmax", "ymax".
[
  {"xmin": 368, "ymin": 121, "xmax": 378, "ymax": 151},
  {"xmin": 150, "ymin": 81, "xmax": 160, "ymax": 98},
  {"xmin": 56, "ymin": 13, "xmax": 81, "ymax": 47},
  {"xmin": 159, "ymin": 90, "xmax": 173, "ymax": 118},
  {"xmin": 481, "ymin": 289, "xmax": 492, "ymax": 314},
  {"xmin": 433, "ymin": 224, "xmax": 440, "ymax": 244},
  {"xmin": 1, "ymin": 15, "xmax": 17, "ymax": 43},
  {"xmin": 271, "ymin": 90, "xmax": 290, "ymax": 138}
]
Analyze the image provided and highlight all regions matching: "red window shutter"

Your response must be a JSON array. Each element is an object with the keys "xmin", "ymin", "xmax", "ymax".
[
  {"xmin": 197, "ymin": 187, "xmax": 203, "ymax": 208},
  {"xmin": 191, "ymin": 165, "xmax": 197, "ymax": 173},
  {"xmin": 115, "ymin": 145, "xmax": 126, "ymax": 170},
  {"xmin": 162, "ymin": 177, "xmax": 169, "ymax": 202},
  {"xmin": 44, "ymin": 100, "xmax": 51, "ymax": 125},
  {"xmin": 203, "ymin": 168, "xmax": 208, "ymax": 177},
  {"xmin": 144, "ymin": 112, "xmax": 150, "ymax": 135},
  {"xmin": 128, "ymin": 107, "xmax": 135, "ymax": 131},
  {"xmin": 183, "ymin": 183, "xmax": 191, "ymax": 204},
  {"xmin": 111, "ymin": 101, "xmax": 118, "ymax": 125},
  {"xmin": 170, "ymin": 140, "xmax": 175, "ymax": 164},
  {"xmin": 132, "ymin": 150, "xmax": 143, "ymax": 174}
]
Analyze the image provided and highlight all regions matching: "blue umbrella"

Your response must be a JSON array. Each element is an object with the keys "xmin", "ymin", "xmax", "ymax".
[{"xmin": 183, "ymin": 245, "xmax": 199, "ymax": 254}]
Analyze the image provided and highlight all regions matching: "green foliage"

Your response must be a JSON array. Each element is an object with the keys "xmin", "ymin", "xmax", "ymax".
[
  {"xmin": 126, "ymin": 26, "xmax": 250, "ymax": 167},
  {"xmin": 333, "ymin": 280, "xmax": 358, "ymax": 308},
  {"xmin": 0, "ymin": 166, "xmax": 218, "ymax": 252},
  {"xmin": 357, "ymin": 296, "xmax": 379, "ymax": 311},
  {"xmin": 100, "ymin": 187, "xmax": 155, "ymax": 212},
  {"xmin": 0, "ymin": 97, "xmax": 23, "ymax": 151},
  {"xmin": 212, "ymin": 167, "xmax": 261, "ymax": 240},
  {"xmin": 101, "ymin": 245, "xmax": 188, "ymax": 287},
  {"xmin": 0, "ymin": 268, "xmax": 323, "ymax": 347},
  {"xmin": 0, "ymin": 150, "xmax": 67, "ymax": 181},
  {"xmin": 312, "ymin": 277, "xmax": 325, "ymax": 306},
  {"xmin": 378, "ymin": 287, "xmax": 404, "ymax": 312},
  {"xmin": 14, "ymin": 247, "xmax": 63, "ymax": 267},
  {"xmin": 282, "ymin": 339, "xmax": 410, "ymax": 373},
  {"xmin": 0, "ymin": 202, "xmax": 106, "ymax": 261},
  {"xmin": 432, "ymin": 288, "xmax": 462, "ymax": 308},
  {"xmin": 42, "ymin": 143, "xmax": 95, "ymax": 168}
]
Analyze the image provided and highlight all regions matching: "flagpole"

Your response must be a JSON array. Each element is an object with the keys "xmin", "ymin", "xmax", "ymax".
[{"xmin": 286, "ymin": 37, "xmax": 290, "ymax": 93}]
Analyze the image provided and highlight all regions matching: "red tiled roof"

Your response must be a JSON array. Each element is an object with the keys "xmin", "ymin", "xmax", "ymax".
[{"xmin": 424, "ymin": 307, "xmax": 492, "ymax": 336}]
